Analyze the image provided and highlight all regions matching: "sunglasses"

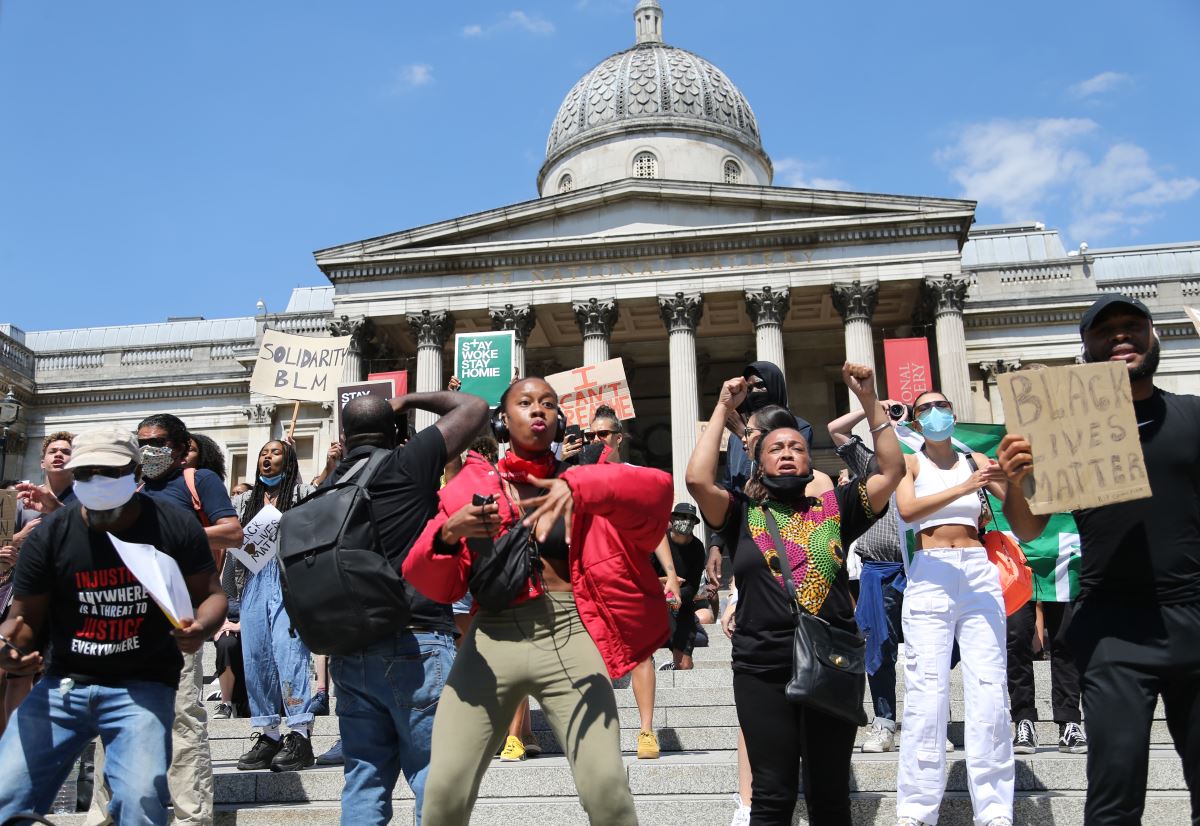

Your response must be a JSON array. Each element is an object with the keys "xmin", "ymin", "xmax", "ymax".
[
  {"xmin": 743, "ymin": 426, "xmax": 765, "ymax": 439},
  {"xmin": 583, "ymin": 430, "xmax": 615, "ymax": 442},
  {"xmin": 73, "ymin": 465, "xmax": 135, "ymax": 482},
  {"xmin": 913, "ymin": 400, "xmax": 953, "ymax": 415},
  {"xmin": 137, "ymin": 437, "xmax": 170, "ymax": 448}
]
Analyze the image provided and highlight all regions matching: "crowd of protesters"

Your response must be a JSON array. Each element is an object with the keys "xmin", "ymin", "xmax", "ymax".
[{"xmin": 0, "ymin": 293, "xmax": 1196, "ymax": 826}]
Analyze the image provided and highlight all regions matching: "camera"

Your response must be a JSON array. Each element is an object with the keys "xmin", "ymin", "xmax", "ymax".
[{"xmin": 886, "ymin": 403, "xmax": 907, "ymax": 421}]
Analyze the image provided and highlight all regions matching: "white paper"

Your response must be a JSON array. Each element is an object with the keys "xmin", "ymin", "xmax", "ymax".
[
  {"xmin": 229, "ymin": 504, "xmax": 282, "ymax": 575},
  {"xmin": 107, "ymin": 535, "xmax": 194, "ymax": 628}
]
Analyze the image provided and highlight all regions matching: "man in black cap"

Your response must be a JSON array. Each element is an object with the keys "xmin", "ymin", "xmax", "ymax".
[
  {"xmin": 653, "ymin": 503, "xmax": 708, "ymax": 671},
  {"xmin": 998, "ymin": 293, "xmax": 1200, "ymax": 824}
]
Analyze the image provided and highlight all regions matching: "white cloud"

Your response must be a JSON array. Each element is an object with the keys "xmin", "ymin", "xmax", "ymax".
[
  {"xmin": 462, "ymin": 10, "xmax": 555, "ymax": 38},
  {"xmin": 939, "ymin": 118, "xmax": 1199, "ymax": 243},
  {"xmin": 394, "ymin": 63, "xmax": 433, "ymax": 91},
  {"xmin": 773, "ymin": 158, "xmax": 850, "ymax": 191},
  {"xmin": 1069, "ymin": 71, "xmax": 1130, "ymax": 98}
]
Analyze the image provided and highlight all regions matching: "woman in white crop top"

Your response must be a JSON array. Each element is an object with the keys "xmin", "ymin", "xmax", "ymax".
[{"xmin": 892, "ymin": 391, "xmax": 1015, "ymax": 826}]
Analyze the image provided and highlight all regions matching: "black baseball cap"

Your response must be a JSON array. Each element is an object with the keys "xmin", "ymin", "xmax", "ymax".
[{"xmin": 1079, "ymin": 293, "xmax": 1152, "ymax": 335}]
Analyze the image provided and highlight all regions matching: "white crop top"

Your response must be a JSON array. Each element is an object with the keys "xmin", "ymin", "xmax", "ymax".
[{"xmin": 911, "ymin": 450, "xmax": 981, "ymax": 533}]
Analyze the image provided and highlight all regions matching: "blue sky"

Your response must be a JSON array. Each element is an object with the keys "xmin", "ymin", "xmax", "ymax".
[{"xmin": 2, "ymin": 0, "xmax": 1198, "ymax": 332}]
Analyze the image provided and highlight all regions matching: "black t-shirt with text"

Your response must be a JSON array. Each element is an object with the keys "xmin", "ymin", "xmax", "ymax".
[
  {"xmin": 715, "ymin": 484, "xmax": 878, "ymax": 674},
  {"xmin": 1074, "ymin": 389, "xmax": 1200, "ymax": 605},
  {"xmin": 325, "ymin": 427, "xmax": 452, "ymax": 635},
  {"xmin": 14, "ymin": 495, "xmax": 214, "ymax": 687}
]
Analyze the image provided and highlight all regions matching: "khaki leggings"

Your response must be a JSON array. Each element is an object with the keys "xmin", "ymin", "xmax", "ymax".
[{"xmin": 421, "ymin": 591, "xmax": 636, "ymax": 826}]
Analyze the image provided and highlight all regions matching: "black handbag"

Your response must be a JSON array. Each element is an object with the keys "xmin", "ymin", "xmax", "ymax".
[
  {"xmin": 760, "ymin": 506, "xmax": 868, "ymax": 727},
  {"xmin": 467, "ymin": 481, "xmax": 544, "ymax": 612}
]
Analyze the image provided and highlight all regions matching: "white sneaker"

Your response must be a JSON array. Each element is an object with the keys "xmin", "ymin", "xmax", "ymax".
[
  {"xmin": 730, "ymin": 793, "xmax": 751, "ymax": 826},
  {"xmin": 895, "ymin": 818, "xmax": 926, "ymax": 826},
  {"xmin": 985, "ymin": 818, "xmax": 1013, "ymax": 826},
  {"xmin": 945, "ymin": 737, "xmax": 955, "ymax": 752},
  {"xmin": 862, "ymin": 721, "xmax": 896, "ymax": 753}
]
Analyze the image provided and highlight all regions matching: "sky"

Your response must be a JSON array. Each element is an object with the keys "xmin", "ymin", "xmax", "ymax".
[{"xmin": 2, "ymin": 0, "xmax": 1198, "ymax": 332}]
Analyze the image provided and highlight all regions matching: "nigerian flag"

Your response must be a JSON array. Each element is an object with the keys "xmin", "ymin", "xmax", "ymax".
[{"xmin": 895, "ymin": 422, "xmax": 1080, "ymax": 602}]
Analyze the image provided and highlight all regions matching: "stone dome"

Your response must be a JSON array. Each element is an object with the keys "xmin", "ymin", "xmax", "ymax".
[{"xmin": 538, "ymin": 1, "xmax": 772, "ymax": 194}]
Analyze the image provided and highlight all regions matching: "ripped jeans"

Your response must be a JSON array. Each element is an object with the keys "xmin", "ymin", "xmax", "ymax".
[
  {"xmin": 896, "ymin": 547, "xmax": 1014, "ymax": 826},
  {"xmin": 241, "ymin": 556, "xmax": 314, "ymax": 730}
]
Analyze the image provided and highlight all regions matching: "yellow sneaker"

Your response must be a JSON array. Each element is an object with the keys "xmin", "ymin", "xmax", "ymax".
[
  {"xmin": 637, "ymin": 730, "xmax": 660, "ymax": 759},
  {"xmin": 499, "ymin": 735, "xmax": 527, "ymax": 762}
]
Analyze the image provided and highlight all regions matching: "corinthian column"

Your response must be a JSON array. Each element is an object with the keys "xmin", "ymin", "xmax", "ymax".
[
  {"xmin": 924, "ymin": 274, "xmax": 973, "ymax": 414},
  {"xmin": 659, "ymin": 291, "xmax": 704, "ymax": 508},
  {"xmin": 832, "ymin": 281, "xmax": 880, "ymax": 429},
  {"xmin": 745, "ymin": 285, "xmax": 790, "ymax": 372},
  {"xmin": 406, "ymin": 309, "xmax": 455, "ymax": 431},
  {"xmin": 572, "ymin": 298, "xmax": 619, "ymax": 365},
  {"xmin": 490, "ymin": 303, "xmax": 536, "ymax": 380},
  {"xmin": 328, "ymin": 315, "xmax": 370, "ymax": 383}
]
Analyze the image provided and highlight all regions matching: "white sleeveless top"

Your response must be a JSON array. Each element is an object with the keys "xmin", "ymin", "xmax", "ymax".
[{"xmin": 911, "ymin": 450, "xmax": 981, "ymax": 533}]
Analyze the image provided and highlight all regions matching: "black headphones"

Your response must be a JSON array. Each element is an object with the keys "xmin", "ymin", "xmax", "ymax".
[{"xmin": 489, "ymin": 397, "xmax": 568, "ymax": 444}]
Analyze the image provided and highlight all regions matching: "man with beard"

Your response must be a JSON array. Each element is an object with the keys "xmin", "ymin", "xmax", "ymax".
[
  {"xmin": 0, "ymin": 427, "xmax": 226, "ymax": 824},
  {"xmin": 998, "ymin": 293, "xmax": 1200, "ymax": 824}
]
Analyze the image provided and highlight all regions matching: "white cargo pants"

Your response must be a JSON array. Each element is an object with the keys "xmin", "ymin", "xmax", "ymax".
[{"xmin": 896, "ymin": 547, "xmax": 1014, "ymax": 826}]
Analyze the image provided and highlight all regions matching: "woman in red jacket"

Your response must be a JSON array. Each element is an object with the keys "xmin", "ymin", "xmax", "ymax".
[{"xmin": 404, "ymin": 377, "xmax": 672, "ymax": 826}]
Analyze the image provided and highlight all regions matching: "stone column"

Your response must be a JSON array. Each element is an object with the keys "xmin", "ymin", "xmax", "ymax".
[
  {"xmin": 406, "ymin": 310, "xmax": 455, "ymax": 431},
  {"xmin": 328, "ymin": 315, "xmax": 369, "ymax": 383},
  {"xmin": 242, "ymin": 401, "xmax": 277, "ymax": 462},
  {"xmin": 659, "ymin": 291, "xmax": 704, "ymax": 508},
  {"xmin": 979, "ymin": 359, "xmax": 1021, "ymax": 424},
  {"xmin": 745, "ymin": 285, "xmax": 790, "ymax": 372},
  {"xmin": 924, "ymin": 274, "xmax": 973, "ymax": 413},
  {"xmin": 490, "ymin": 303, "xmax": 537, "ymax": 380},
  {"xmin": 572, "ymin": 298, "xmax": 619, "ymax": 365},
  {"xmin": 832, "ymin": 281, "xmax": 880, "ymax": 434}
]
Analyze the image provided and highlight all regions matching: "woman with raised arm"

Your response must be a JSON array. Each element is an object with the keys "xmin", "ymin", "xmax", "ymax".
[
  {"xmin": 892, "ymin": 390, "xmax": 1013, "ymax": 826},
  {"xmin": 686, "ymin": 363, "xmax": 904, "ymax": 826},
  {"xmin": 403, "ymin": 377, "xmax": 673, "ymax": 826}
]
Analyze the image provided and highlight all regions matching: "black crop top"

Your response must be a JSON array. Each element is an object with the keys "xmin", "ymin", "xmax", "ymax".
[{"xmin": 512, "ymin": 480, "xmax": 570, "ymax": 561}]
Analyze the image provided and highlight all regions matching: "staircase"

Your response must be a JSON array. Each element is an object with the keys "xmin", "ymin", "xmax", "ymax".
[{"xmin": 55, "ymin": 621, "xmax": 1190, "ymax": 825}]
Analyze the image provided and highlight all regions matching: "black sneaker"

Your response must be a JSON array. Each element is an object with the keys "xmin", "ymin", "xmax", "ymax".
[
  {"xmin": 308, "ymin": 690, "xmax": 329, "ymax": 716},
  {"xmin": 270, "ymin": 732, "xmax": 315, "ymax": 772},
  {"xmin": 1059, "ymin": 722, "xmax": 1088, "ymax": 754},
  {"xmin": 1013, "ymin": 719, "xmax": 1038, "ymax": 754},
  {"xmin": 237, "ymin": 732, "xmax": 283, "ymax": 771},
  {"xmin": 214, "ymin": 702, "xmax": 234, "ymax": 720}
]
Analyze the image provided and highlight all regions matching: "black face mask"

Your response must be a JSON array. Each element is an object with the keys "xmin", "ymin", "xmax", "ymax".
[
  {"xmin": 759, "ymin": 471, "xmax": 814, "ymax": 498},
  {"xmin": 740, "ymin": 390, "xmax": 770, "ymax": 415}
]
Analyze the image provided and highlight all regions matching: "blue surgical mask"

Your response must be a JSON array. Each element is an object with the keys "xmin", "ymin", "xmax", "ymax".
[
  {"xmin": 260, "ymin": 473, "xmax": 283, "ymax": 488},
  {"xmin": 918, "ymin": 407, "xmax": 955, "ymax": 442}
]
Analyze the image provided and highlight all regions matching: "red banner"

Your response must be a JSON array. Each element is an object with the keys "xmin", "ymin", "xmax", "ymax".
[
  {"xmin": 366, "ymin": 370, "xmax": 408, "ymax": 396},
  {"xmin": 883, "ymin": 338, "xmax": 932, "ymax": 405}
]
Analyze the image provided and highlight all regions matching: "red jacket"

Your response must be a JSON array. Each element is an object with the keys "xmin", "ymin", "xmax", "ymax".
[{"xmin": 404, "ymin": 452, "xmax": 673, "ymax": 679}]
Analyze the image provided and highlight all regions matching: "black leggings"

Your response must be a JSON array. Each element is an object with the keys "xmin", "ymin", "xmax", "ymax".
[{"xmin": 733, "ymin": 669, "xmax": 857, "ymax": 826}]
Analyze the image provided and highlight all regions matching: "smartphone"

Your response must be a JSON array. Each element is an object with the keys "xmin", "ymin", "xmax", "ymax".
[
  {"xmin": 0, "ymin": 632, "xmax": 30, "ymax": 658},
  {"xmin": 472, "ymin": 493, "xmax": 495, "ymax": 507},
  {"xmin": 564, "ymin": 424, "xmax": 583, "ymax": 443}
]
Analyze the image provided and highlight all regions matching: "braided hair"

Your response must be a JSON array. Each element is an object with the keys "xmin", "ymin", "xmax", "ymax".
[{"xmin": 240, "ymin": 440, "xmax": 302, "ymax": 527}]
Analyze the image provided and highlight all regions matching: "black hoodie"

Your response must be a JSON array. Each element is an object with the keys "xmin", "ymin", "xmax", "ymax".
[{"xmin": 722, "ymin": 360, "xmax": 814, "ymax": 493}]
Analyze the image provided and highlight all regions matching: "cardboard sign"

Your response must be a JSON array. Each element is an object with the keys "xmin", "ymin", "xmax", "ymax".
[
  {"xmin": 229, "ymin": 504, "xmax": 282, "ymax": 575},
  {"xmin": 883, "ymin": 337, "xmax": 933, "ymax": 405},
  {"xmin": 0, "ymin": 490, "xmax": 16, "ymax": 546},
  {"xmin": 335, "ymin": 380, "xmax": 394, "ymax": 436},
  {"xmin": 454, "ymin": 331, "xmax": 515, "ymax": 406},
  {"xmin": 367, "ymin": 370, "xmax": 409, "ymax": 396},
  {"xmin": 1185, "ymin": 306, "xmax": 1200, "ymax": 338},
  {"xmin": 107, "ymin": 535, "xmax": 194, "ymax": 628},
  {"xmin": 697, "ymin": 420, "xmax": 732, "ymax": 452},
  {"xmin": 250, "ymin": 330, "xmax": 352, "ymax": 403},
  {"xmin": 545, "ymin": 358, "xmax": 636, "ymax": 427},
  {"xmin": 996, "ymin": 362, "xmax": 1151, "ymax": 515}
]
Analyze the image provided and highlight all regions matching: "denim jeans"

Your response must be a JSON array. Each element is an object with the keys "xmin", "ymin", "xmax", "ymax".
[
  {"xmin": 241, "ymin": 557, "xmax": 314, "ymax": 729},
  {"xmin": 330, "ymin": 630, "xmax": 455, "ymax": 826},
  {"xmin": 867, "ymin": 571, "xmax": 905, "ymax": 723},
  {"xmin": 0, "ymin": 676, "xmax": 175, "ymax": 826}
]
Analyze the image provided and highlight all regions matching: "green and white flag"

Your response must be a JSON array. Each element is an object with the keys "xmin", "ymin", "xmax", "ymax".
[{"xmin": 895, "ymin": 422, "xmax": 1080, "ymax": 602}]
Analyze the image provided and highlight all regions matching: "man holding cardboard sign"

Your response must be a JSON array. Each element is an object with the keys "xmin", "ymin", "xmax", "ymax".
[{"xmin": 998, "ymin": 293, "xmax": 1200, "ymax": 824}]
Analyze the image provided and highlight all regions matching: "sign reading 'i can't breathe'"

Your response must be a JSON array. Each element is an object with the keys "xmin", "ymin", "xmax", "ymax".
[{"xmin": 454, "ymin": 330, "xmax": 515, "ymax": 406}]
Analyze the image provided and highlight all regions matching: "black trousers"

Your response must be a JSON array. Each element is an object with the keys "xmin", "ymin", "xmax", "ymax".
[
  {"xmin": 733, "ymin": 669, "xmax": 857, "ymax": 826},
  {"xmin": 1006, "ymin": 600, "xmax": 1081, "ymax": 724},
  {"xmin": 1070, "ymin": 600, "xmax": 1200, "ymax": 825}
]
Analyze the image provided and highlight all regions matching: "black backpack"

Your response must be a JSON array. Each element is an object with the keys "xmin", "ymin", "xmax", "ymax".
[{"xmin": 277, "ymin": 449, "xmax": 411, "ymax": 655}]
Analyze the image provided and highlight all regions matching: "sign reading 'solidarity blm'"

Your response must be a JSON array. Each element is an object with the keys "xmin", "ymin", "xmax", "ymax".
[
  {"xmin": 250, "ymin": 330, "xmax": 352, "ymax": 403},
  {"xmin": 545, "ymin": 358, "xmax": 636, "ymax": 427},
  {"xmin": 454, "ymin": 331, "xmax": 515, "ymax": 406},
  {"xmin": 996, "ymin": 362, "xmax": 1152, "ymax": 515},
  {"xmin": 0, "ymin": 489, "xmax": 16, "ymax": 546}
]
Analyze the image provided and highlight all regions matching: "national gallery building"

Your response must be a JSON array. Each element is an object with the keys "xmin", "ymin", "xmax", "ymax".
[{"xmin": 3, "ymin": 1, "xmax": 1198, "ymax": 503}]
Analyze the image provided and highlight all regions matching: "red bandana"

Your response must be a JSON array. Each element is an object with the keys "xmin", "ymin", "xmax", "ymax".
[{"xmin": 497, "ymin": 451, "xmax": 558, "ymax": 483}]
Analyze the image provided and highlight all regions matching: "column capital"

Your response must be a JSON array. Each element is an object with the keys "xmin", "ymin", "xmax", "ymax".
[
  {"xmin": 831, "ymin": 280, "xmax": 879, "ymax": 323},
  {"xmin": 658, "ymin": 292, "xmax": 704, "ymax": 334},
  {"xmin": 406, "ymin": 310, "xmax": 455, "ymax": 349},
  {"xmin": 745, "ymin": 285, "xmax": 791, "ymax": 327},
  {"xmin": 328, "ymin": 315, "xmax": 371, "ymax": 350},
  {"xmin": 923, "ymin": 274, "xmax": 971, "ymax": 317},
  {"xmin": 490, "ymin": 303, "xmax": 536, "ymax": 345},
  {"xmin": 242, "ymin": 402, "xmax": 276, "ymax": 425},
  {"xmin": 978, "ymin": 359, "xmax": 1022, "ymax": 381},
  {"xmin": 572, "ymin": 298, "xmax": 619, "ymax": 339}
]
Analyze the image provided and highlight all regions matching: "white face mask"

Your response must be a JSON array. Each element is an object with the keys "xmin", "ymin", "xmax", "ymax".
[{"xmin": 74, "ymin": 474, "xmax": 138, "ymax": 512}]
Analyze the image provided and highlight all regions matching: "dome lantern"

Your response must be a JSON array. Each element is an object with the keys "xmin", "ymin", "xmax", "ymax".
[{"xmin": 634, "ymin": 0, "xmax": 663, "ymax": 45}]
